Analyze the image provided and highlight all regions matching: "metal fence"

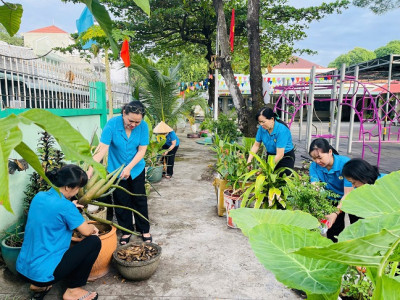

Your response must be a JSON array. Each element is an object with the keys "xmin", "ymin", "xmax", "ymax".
[{"xmin": 0, "ymin": 53, "xmax": 131, "ymax": 111}]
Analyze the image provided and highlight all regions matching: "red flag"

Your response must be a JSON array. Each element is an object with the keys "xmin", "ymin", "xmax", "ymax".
[
  {"xmin": 229, "ymin": 9, "xmax": 235, "ymax": 52},
  {"xmin": 120, "ymin": 39, "xmax": 131, "ymax": 67}
]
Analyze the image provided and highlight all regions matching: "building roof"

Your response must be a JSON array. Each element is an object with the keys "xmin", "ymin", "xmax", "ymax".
[
  {"xmin": 273, "ymin": 56, "xmax": 326, "ymax": 69},
  {"xmin": 26, "ymin": 25, "xmax": 68, "ymax": 34},
  {"xmin": 372, "ymin": 81, "xmax": 400, "ymax": 93}
]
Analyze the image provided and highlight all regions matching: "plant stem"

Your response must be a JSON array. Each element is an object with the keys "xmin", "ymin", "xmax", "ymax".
[
  {"xmin": 89, "ymin": 201, "xmax": 149, "ymax": 222},
  {"xmin": 389, "ymin": 262, "xmax": 398, "ymax": 278},
  {"xmin": 86, "ymin": 213, "xmax": 140, "ymax": 236}
]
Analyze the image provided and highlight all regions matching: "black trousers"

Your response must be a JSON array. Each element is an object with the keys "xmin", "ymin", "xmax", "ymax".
[
  {"xmin": 267, "ymin": 148, "xmax": 295, "ymax": 176},
  {"xmin": 162, "ymin": 144, "xmax": 179, "ymax": 177},
  {"xmin": 112, "ymin": 169, "xmax": 149, "ymax": 235},
  {"xmin": 327, "ymin": 213, "xmax": 360, "ymax": 243},
  {"xmin": 19, "ymin": 235, "xmax": 101, "ymax": 288}
]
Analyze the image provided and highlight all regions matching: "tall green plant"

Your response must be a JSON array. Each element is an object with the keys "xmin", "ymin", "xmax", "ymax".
[
  {"xmin": 231, "ymin": 171, "xmax": 400, "ymax": 300},
  {"xmin": 130, "ymin": 54, "xmax": 207, "ymax": 126},
  {"xmin": 0, "ymin": 109, "xmax": 106, "ymax": 213},
  {"xmin": 238, "ymin": 153, "xmax": 297, "ymax": 209}
]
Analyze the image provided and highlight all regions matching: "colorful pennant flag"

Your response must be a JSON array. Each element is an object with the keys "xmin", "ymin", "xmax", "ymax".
[{"xmin": 120, "ymin": 39, "xmax": 131, "ymax": 67}]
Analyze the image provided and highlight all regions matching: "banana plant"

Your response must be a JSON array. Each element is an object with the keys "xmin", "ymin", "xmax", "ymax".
[{"xmin": 1, "ymin": 109, "xmax": 106, "ymax": 214}]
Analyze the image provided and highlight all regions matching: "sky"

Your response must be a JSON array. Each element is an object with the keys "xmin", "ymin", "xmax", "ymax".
[{"xmin": 13, "ymin": 0, "xmax": 400, "ymax": 67}]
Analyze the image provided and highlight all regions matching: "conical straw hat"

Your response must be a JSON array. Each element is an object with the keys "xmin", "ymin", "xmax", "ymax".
[{"xmin": 153, "ymin": 121, "xmax": 173, "ymax": 133}]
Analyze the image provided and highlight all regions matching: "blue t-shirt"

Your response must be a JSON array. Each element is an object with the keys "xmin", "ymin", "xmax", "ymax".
[
  {"xmin": 100, "ymin": 115, "xmax": 149, "ymax": 180},
  {"xmin": 165, "ymin": 131, "xmax": 180, "ymax": 147},
  {"xmin": 255, "ymin": 121, "xmax": 294, "ymax": 154},
  {"xmin": 309, "ymin": 154, "xmax": 353, "ymax": 197},
  {"xmin": 17, "ymin": 188, "xmax": 84, "ymax": 282}
]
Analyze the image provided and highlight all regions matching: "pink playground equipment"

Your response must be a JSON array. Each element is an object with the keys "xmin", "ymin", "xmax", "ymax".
[{"xmin": 272, "ymin": 55, "xmax": 400, "ymax": 167}]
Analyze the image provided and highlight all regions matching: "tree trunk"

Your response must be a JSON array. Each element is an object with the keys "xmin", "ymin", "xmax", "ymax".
[
  {"xmin": 246, "ymin": 0, "xmax": 263, "ymax": 137},
  {"xmin": 213, "ymin": 0, "xmax": 250, "ymax": 135}
]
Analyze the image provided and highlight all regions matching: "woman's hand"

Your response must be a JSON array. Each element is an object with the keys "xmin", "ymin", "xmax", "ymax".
[
  {"xmin": 72, "ymin": 200, "xmax": 84, "ymax": 209},
  {"xmin": 325, "ymin": 212, "xmax": 339, "ymax": 229},
  {"xmin": 91, "ymin": 224, "xmax": 99, "ymax": 236},
  {"xmin": 162, "ymin": 151, "xmax": 169, "ymax": 156},
  {"xmin": 120, "ymin": 166, "xmax": 132, "ymax": 179}
]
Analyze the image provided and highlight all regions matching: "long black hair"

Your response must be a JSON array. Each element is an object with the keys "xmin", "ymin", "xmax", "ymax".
[
  {"xmin": 256, "ymin": 107, "xmax": 288, "ymax": 128},
  {"xmin": 342, "ymin": 158, "xmax": 380, "ymax": 184},
  {"xmin": 46, "ymin": 164, "xmax": 88, "ymax": 188},
  {"xmin": 121, "ymin": 100, "xmax": 145, "ymax": 116},
  {"xmin": 309, "ymin": 138, "xmax": 339, "ymax": 155}
]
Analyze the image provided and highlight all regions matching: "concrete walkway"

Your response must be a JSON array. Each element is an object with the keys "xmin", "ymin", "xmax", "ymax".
[{"xmin": 0, "ymin": 130, "xmax": 299, "ymax": 299}]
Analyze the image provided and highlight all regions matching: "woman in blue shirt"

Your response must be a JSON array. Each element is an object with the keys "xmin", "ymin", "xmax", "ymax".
[
  {"xmin": 90, "ymin": 101, "xmax": 151, "ymax": 245},
  {"xmin": 342, "ymin": 158, "xmax": 384, "ymax": 188},
  {"xmin": 308, "ymin": 138, "xmax": 354, "ymax": 242},
  {"xmin": 17, "ymin": 165, "xmax": 100, "ymax": 300},
  {"xmin": 247, "ymin": 107, "xmax": 295, "ymax": 175},
  {"xmin": 154, "ymin": 121, "xmax": 180, "ymax": 179}
]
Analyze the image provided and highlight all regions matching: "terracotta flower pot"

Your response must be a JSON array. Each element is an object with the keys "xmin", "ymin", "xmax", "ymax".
[
  {"xmin": 113, "ymin": 242, "xmax": 162, "ymax": 281},
  {"xmin": 71, "ymin": 221, "xmax": 117, "ymax": 281}
]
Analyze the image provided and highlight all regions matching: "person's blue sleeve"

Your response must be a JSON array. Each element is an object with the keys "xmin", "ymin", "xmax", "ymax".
[
  {"xmin": 170, "ymin": 131, "xmax": 177, "ymax": 141},
  {"xmin": 100, "ymin": 121, "xmax": 113, "ymax": 145},
  {"xmin": 309, "ymin": 162, "xmax": 320, "ymax": 183},
  {"xmin": 255, "ymin": 127, "xmax": 262, "ymax": 143},
  {"xmin": 140, "ymin": 121, "xmax": 150, "ymax": 146},
  {"xmin": 62, "ymin": 202, "xmax": 85, "ymax": 230}
]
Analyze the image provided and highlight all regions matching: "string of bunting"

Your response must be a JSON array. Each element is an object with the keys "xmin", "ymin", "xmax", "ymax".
[{"xmin": 177, "ymin": 74, "xmax": 333, "ymax": 96}]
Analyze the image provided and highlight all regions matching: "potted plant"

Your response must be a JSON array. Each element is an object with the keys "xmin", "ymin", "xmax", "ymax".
[
  {"xmin": 238, "ymin": 153, "xmax": 298, "ymax": 210},
  {"xmin": 144, "ymin": 135, "xmax": 166, "ymax": 183},
  {"xmin": 112, "ymin": 242, "xmax": 162, "ymax": 281},
  {"xmin": 0, "ymin": 222, "xmax": 24, "ymax": 275}
]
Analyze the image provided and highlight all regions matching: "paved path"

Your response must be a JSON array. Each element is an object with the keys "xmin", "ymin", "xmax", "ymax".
[{"xmin": 0, "ymin": 130, "xmax": 299, "ymax": 299}]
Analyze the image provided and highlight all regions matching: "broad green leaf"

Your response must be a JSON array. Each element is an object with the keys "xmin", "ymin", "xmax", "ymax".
[
  {"xmin": 131, "ymin": 0, "xmax": 150, "ymax": 16},
  {"xmin": 254, "ymin": 174, "xmax": 265, "ymax": 196},
  {"xmin": 239, "ymin": 186, "xmax": 254, "ymax": 207},
  {"xmin": 296, "ymin": 228, "xmax": 400, "ymax": 267},
  {"xmin": 0, "ymin": 3, "xmax": 22, "ymax": 37},
  {"xmin": 14, "ymin": 141, "xmax": 56, "ymax": 194},
  {"xmin": 230, "ymin": 208, "xmax": 320, "ymax": 236},
  {"xmin": 254, "ymin": 192, "xmax": 265, "ymax": 209},
  {"xmin": 342, "ymin": 171, "xmax": 400, "ymax": 218},
  {"xmin": 339, "ymin": 212, "xmax": 400, "ymax": 242},
  {"xmin": 19, "ymin": 109, "xmax": 106, "ymax": 177},
  {"xmin": 379, "ymin": 275, "xmax": 400, "ymax": 300},
  {"xmin": 250, "ymin": 151, "xmax": 267, "ymax": 170},
  {"xmin": 0, "ymin": 119, "xmax": 22, "ymax": 213},
  {"xmin": 249, "ymin": 224, "xmax": 346, "ymax": 295}
]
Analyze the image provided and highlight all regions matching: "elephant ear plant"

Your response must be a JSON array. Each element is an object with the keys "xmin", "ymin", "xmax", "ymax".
[
  {"xmin": 0, "ymin": 109, "xmax": 105, "ymax": 214},
  {"xmin": 230, "ymin": 171, "xmax": 400, "ymax": 300}
]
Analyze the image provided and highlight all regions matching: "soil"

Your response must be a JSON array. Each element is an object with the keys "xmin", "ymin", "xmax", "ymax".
[{"xmin": 116, "ymin": 244, "xmax": 158, "ymax": 262}]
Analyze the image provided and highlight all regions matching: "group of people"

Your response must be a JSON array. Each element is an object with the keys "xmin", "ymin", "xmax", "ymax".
[
  {"xmin": 16, "ymin": 101, "xmax": 180, "ymax": 299},
  {"xmin": 248, "ymin": 107, "xmax": 385, "ymax": 242}
]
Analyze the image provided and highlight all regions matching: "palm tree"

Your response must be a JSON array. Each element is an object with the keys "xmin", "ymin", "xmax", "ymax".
[{"xmin": 130, "ymin": 55, "xmax": 207, "ymax": 127}]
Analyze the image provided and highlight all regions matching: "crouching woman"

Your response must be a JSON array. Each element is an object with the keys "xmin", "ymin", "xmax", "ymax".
[{"xmin": 17, "ymin": 165, "xmax": 101, "ymax": 300}]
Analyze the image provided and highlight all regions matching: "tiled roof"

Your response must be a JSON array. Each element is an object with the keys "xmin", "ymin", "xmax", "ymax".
[
  {"xmin": 273, "ymin": 56, "xmax": 326, "ymax": 69},
  {"xmin": 372, "ymin": 81, "xmax": 400, "ymax": 93},
  {"xmin": 26, "ymin": 25, "xmax": 68, "ymax": 34}
]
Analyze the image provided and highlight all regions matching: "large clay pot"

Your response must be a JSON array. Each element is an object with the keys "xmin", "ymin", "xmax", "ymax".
[
  {"xmin": 71, "ymin": 222, "xmax": 117, "ymax": 281},
  {"xmin": 0, "ymin": 232, "xmax": 24, "ymax": 276},
  {"xmin": 113, "ymin": 242, "xmax": 162, "ymax": 281}
]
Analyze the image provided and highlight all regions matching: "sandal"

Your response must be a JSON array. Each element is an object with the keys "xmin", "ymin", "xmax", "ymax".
[
  {"xmin": 119, "ymin": 234, "xmax": 132, "ymax": 245},
  {"xmin": 142, "ymin": 234, "xmax": 152, "ymax": 243},
  {"xmin": 165, "ymin": 175, "xmax": 171, "ymax": 179},
  {"xmin": 77, "ymin": 291, "xmax": 98, "ymax": 300},
  {"xmin": 30, "ymin": 286, "xmax": 52, "ymax": 300}
]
